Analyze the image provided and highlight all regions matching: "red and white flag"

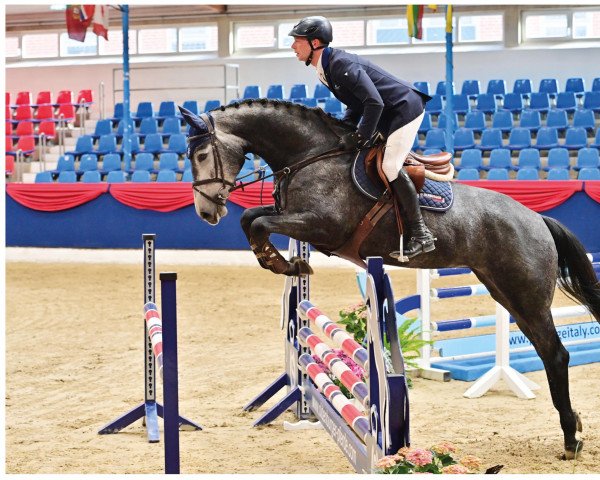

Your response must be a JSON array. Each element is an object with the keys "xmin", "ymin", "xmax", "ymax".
[
  {"xmin": 66, "ymin": 5, "xmax": 109, "ymax": 42},
  {"xmin": 92, "ymin": 5, "xmax": 109, "ymax": 40}
]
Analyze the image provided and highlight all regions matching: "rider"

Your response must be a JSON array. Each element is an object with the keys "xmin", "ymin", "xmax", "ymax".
[{"xmin": 289, "ymin": 16, "xmax": 435, "ymax": 260}]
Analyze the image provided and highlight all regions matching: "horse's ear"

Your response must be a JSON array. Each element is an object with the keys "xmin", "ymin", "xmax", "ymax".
[{"xmin": 178, "ymin": 106, "xmax": 204, "ymax": 130}]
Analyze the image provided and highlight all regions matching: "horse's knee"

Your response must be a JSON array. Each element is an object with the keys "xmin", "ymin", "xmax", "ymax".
[
  {"xmin": 249, "ymin": 217, "xmax": 270, "ymax": 241},
  {"xmin": 240, "ymin": 210, "xmax": 257, "ymax": 232}
]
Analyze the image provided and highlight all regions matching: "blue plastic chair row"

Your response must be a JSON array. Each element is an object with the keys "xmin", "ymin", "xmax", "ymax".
[
  {"xmin": 35, "ymin": 168, "xmax": 190, "ymax": 183},
  {"xmin": 65, "ymin": 133, "xmax": 187, "ymax": 159}
]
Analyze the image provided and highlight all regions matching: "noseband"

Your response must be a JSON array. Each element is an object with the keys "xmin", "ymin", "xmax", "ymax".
[{"xmin": 188, "ymin": 112, "xmax": 234, "ymax": 207}]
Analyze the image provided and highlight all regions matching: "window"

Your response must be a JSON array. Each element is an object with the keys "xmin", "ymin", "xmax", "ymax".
[
  {"xmin": 278, "ymin": 23, "xmax": 295, "ymax": 49},
  {"xmin": 573, "ymin": 11, "xmax": 600, "ymax": 39},
  {"xmin": 179, "ymin": 26, "xmax": 218, "ymax": 52},
  {"xmin": 98, "ymin": 29, "xmax": 138, "ymax": 55},
  {"xmin": 458, "ymin": 15, "xmax": 503, "ymax": 42},
  {"xmin": 5, "ymin": 37, "xmax": 20, "ymax": 58},
  {"xmin": 367, "ymin": 18, "xmax": 409, "ymax": 45},
  {"xmin": 524, "ymin": 13, "xmax": 569, "ymax": 39},
  {"xmin": 412, "ymin": 16, "xmax": 456, "ymax": 43},
  {"xmin": 22, "ymin": 33, "xmax": 59, "ymax": 58},
  {"xmin": 138, "ymin": 28, "xmax": 177, "ymax": 54},
  {"xmin": 60, "ymin": 32, "xmax": 97, "ymax": 56},
  {"xmin": 330, "ymin": 20, "xmax": 364, "ymax": 47},
  {"xmin": 235, "ymin": 24, "xmax": 276, "ymax": 49}
]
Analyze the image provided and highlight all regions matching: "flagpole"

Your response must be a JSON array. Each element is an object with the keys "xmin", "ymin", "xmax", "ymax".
[
  {"xmin": 121, "ymin": 5, "xmax": 132, "ymax": 172},
  {"xmin": 444, "ymin": 5, "xmax": 454, "ymax": 155}
]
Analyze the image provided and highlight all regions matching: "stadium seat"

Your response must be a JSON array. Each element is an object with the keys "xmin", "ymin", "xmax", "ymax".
[
  {"xmin": 423, "ymin": 129, "xmax": 446, "ymax": 150},
  {"xmin": 487, "ymin": 168, "xmax": 510, "ymax": 180},
  {"xmin": 516, "ymin": 168, "xmax": 540, "ymax": 180},
  {"xmin": 574, "ymin": 148, "xmax": 600, "ymax": 171},
  {"xmin": 590, "ymin": 129, "xmax": 600, "ymax": 149},
  {"xmin": 323, "ymin": 98, "xmax": 343, "ymax": 117},
  {"xmin": 453, "ymin": 128, "xmax": 476, "ymax": 151},
  {"xmin": 544, "ymin": 148, "xmax": 570, "ymax": 172},
  {"xmin": 91, "ymin": 119, "xmax": 114, "ymax": 141},
  {"xmin": 437, "ymin": 113, "xmax": 459, "ymax": 130},
  {"xmin": 54, "ymin": 90, "xmax": 74, "ymax": 107},
  {"xmin": 6, "ymin": 136, "xmax": 13, "ymax": 150},
  {"xmin": 528, "ymin": 93, "xmax": 550, "ymax": 114},
  {"xmin": 156, "ymin": 169, "xmax": 178, "ymax": 182},
  {"xmin": 5, "ymin": 155, "xmax": 15, "ymax": 177},
  {"xmin": 555, "ymin": 92, "xmax": 577, "ymax": 113},
  {"xmin": 486, "ymin": 79, "xmax": 507, "ymax": 98},
  {"xmin": 181, "ymin": 100, "xmax": 199, "ymax": 115},
  {"xmin": 506, "ymin": 127, "xmax": 532, "ymax": 151},
  {"xmin": 518, "ymin": 148, "xmax": 541, "ymax": 170},
  {"xmin": 181, "ymin": 169, "xmax": 193, "ymax": 182},
  {"xmin": 33, "ymin": 104, "xmax": 56, "ymax": 123},
  {"xmin": 451, "ymin": 94, "xmax": 470, "ymax": 116},
  {"xmin": 491, "ymin": 110, "xmax": 513, "ymax": 133},
  {"xmin": 12, "ymin": 105, "xmax": 33, "ymax": 124},
  {"xmin": 486, "ymin": 148, "xmax": 515, "ymax": 171},
  {"xmin": 473, "ymin": 93, "xmax": 497, "ymax": 115},
  {"xmin": 78, "ymin": 153, "xmax": 98, "ymax": 173},
  {"xmin": 66, "ymin": 135, "xmax": 94, "ymax": 159},
  {"xmin": 5, "ymin": 121, "xmax": 12, "ymax": 137},
  {"xmin": 164, "ymin": 133, "xmax": 187, "ymax": 155},
  {"xmin": 12, "ymin": 136, "xmax": 37, "ymax": 156},
  {"xmin": 132, "ymin": 152, "xmax": 155, "ymax": 173},
  {"xmin": 499, "ymin": 92, "xmax": 523, "ymax": 114},
  {"xmin": 519, "ymin": 109, "xmax": 541, "ymax": 132},
  {"xmin": 592, "ymin": 77, "xmax": 600, "ymax": 92},
  {"xmin": 578, "ymin": 167, "xmax": 600, "ymax": 180},
  {"xmin": 94, "ymin": 134, "xmax": 118, "ymax": 156},
  {"xmin": 456, "ymin": 148, "xmax": 482, "ymax": 171},
  {"xmin": 202, "ymin": 99, "xmax": 220, "ymax": 112},
  {"xmin": 57, "ymin": 170, "xmax": 77, "ymax": 183},
  {"xmin": 546, "ymin": 168, "xmax": 570, "ymax": 180},
  {"xmin": 241, "ymin": 85, "xmax": 261, "ymax": 100},
  {"xmin": 296, "ymin": 97, "xmax": 318, "ymax": 107},
  {"xmin": 118, "ymin": 134, "xmax": 141, "ymax": 156},
  {"xmin": 424, "ymin": 94, "xmax": 443, "ymax": 116},
  {"xmin": 534, "ymin": 127, "xmax": 560, "ymax": 151},
  {"xmin": 115, "ymin": 118, "xmax": 136, "ymax": 141},
  {"xmin": 582, "ymin": 91, "xmax": 600, "ymax": 113},
  {"xmin": 418, "ymin": 113, "xmax": 432, "ymax": 135},
  {"xmin": 156, "ymin": 101, "xmax": 178, "ymax": 122},
  {"xmin": 108, "ymin": 102, "xmax": 124, "ymax": 123},
  {"xmin": 106, "ymin": 170, "xmax": 128, "ymax": 183},
  {"xmin": 131, "ymin": 170, "xmax": 152, "ymax": 182},
  {"xmin": 563, "ymin": 127, "xmax": 588, "ymax": 150},
  {"xmin": 538, "ymin": 78, "xmax": 559, "ymax": 98},
  {"xmin": 15, "ymin": 120, "xmax": 35, "ymax": 137},
  {"xmin": 132, "ymin": 101, "xmax": 154, "ymax": 124},
  {"xmin": 564, "ymin": 77, "xmax": 585, "ymax": 98},
  {"xmin": 49, "ymin": 154, "xmax": 75, "ymax": 176},
  {"xmin": 81, "ymin": 170, "xmax": 101, "ymax": 183},
  {"xmin": 100, "ymin": 153, "xmax": 122, "ymax": 175},
  {"xmin": 38, "ymin": 120, "xmax": 57, "ymax": 143},
  {"xmin": 461, "ymin": 79, "xmax": 481, "ymax": 99},
  {"xmin": 76, "ymin": 89, "xmax": 94, "ymax": 107},
  {"xmin": 14, "ymin": 91, "xmax": 32, "ymax": 107},
  {"xmin": 289, "ymin": 84, "xmax": 308, "ymax": 100},
  {"xmin": 545, "ymin": 110, "xmax": 569, "ymax": 133},
  {"xmin": 435, "ymin": 81, "xmax": 455, "ymax": 97},
  {"xmin": 161, "ymin": 117, "xmax": 182, "ymax": 138},
  {"xmin": 572, "ymin": 109, "xmax": 595, "ymax": 132},
  {"xmin": 477, "ymin": 128, "xmax": 504, "ymax": 151},
  {"xmin": 456, "ymin": 168, "xmax": 480, "ymax": 180},
  {"xmin": 138, "ymin": 117, "xmax": 159, "ymax": 139},
  {"xmin": 463, "ymin": 111, "xmax": 485, "ymax": 133},
  {"xmin": 158, "ymin": 152, "xmax": 180, "ymax": 172},
  {"xmin": 266, "ymin": 84, "xmax": 284, "ymax": 99},
  {"xmin": 56, "ymin": 104, "xmax": 76, "ymax": 122},
  {"xmin": 313, "ymin": 83, "xmax": 331, "ymax": 101},
  {"xmin": 422, "ymin": 149, "xmax": 442, "ymax": 155},
  {"xmin": 35, "ymin": 171, "xmax": 54, "ymax": 183},
  {"xmin": 413, "ymin": 81, "xmax": 430, "ymax": 96},
  {"xmin": 32, "ymin": 91, "xmax": 52, "ymax": 107},
  {"xmin": 140, "ymin": 133, "xmax": 165, "ymax": 155},
  {"xmin": 512, "ymin": 78, "xmax": 532, "ymax": 99}
]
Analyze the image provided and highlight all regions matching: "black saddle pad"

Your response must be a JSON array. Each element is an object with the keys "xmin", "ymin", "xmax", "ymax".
[{"xmin": 351, "ymin": 150, "xmax": 453, "ymax": 212}]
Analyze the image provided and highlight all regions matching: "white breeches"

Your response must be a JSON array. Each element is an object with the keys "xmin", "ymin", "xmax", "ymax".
[{"xmin": 381, "ymin": 111, "xmax": 425, "ymax": 181}]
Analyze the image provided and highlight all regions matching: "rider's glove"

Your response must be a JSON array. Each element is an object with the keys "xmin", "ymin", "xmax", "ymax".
[{"xmin": 339, "ymin": 131, "xmax": 366, "ymax": 151}]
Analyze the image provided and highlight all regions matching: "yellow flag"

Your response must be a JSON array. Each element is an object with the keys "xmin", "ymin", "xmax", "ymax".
[{"xmin": 446, "ymin": 5, "xmax": 453, "ymax": 33}]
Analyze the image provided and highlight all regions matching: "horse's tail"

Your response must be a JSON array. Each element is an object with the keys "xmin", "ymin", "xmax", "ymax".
[{"xmin": 543, "ymin": 216, "xmax": 600, "ymax": 323}]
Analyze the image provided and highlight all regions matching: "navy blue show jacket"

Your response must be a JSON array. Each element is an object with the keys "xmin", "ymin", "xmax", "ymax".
[{"xmin": 320, "ymin": 47, "xmax": 431, "ymax": 139}]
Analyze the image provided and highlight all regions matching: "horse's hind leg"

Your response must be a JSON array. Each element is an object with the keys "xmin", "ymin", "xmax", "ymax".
[{"xmin": 474, "ymin": 269, "xmax": 583, "ymax": 459}]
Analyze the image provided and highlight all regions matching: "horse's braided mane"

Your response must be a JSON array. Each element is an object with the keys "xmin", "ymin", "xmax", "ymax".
[{"xmin": 212, "ymin": 98, "xmax": 351, "ymax": 131}]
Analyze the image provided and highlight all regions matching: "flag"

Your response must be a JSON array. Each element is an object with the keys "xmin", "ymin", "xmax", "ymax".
[
  {"xmin": 446, "ymin": 5, "xmax": 453, "ymax": 33},
  {"xmin": 407, "ymin": 5, "xmax": 424, "ymax": 39},
  {"xmin": 66, "ymin": 5, "xmax": 109, "ymax": 42}
]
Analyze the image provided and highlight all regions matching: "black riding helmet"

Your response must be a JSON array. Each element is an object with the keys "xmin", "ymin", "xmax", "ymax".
[{"xmin": 289, "ymin": 16, "xmax": 333, "ymax": 66}]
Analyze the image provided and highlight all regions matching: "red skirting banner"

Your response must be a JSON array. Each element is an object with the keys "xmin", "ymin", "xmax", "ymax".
[
  {"xmin": 6, "ymin": 183, "xmax": 109, "ymax": 212},
  {"xmin": 584, "ymin": 180, "xmax": 600, "ymax": 203},
  {"xmin": 109, "ymin": 183, "xmax": 194, "ymax": 212}
]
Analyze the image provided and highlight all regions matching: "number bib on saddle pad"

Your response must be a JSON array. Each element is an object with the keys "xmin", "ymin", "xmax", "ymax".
[{"xmin": 351, "ymin": 150, "xmax": 454, "ymax": 212}]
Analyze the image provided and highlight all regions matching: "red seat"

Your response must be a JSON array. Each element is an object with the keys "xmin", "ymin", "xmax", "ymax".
[
  {"xmin": 6, "ymin": 104, "xmax": 12, "ymax": 120},
  {"xmin": 5, "ymin": 121, "xmax": 13, "ymax": 136},
  {"xmin": 54, "ymin": 90, "xmax": 73, "ymax": 106},
  {"xmin": 6, "ymin": 135, "xmax": 14, "ymax": 150},
  {"xmin": 13, "ymin": 105, "xmax": 33, "ymax": 123},
  {"xmin": 6, "ymin": 92, "xmax": 10, "ymax": 106},
  {"xmin": 38, "ymin": 120, "xmax": 57, "ymax": 141},
  {"xmin": 8, "ymin": 135, "xmax": 36, "ymax": 156},
  {"xmin": 34, "ymin": 91, "xmax": 52, "ymax": 106},
  {"xmin": 15, "ymin": 120, "xmax": 35, "ymax": 137},
  {"xmin": 14, "ymin": 91, "xmax": 32, "ymax": 106},
  {"xmin": 76, "ymin": 89, "xmax": 93, "ymax": 105},
  {"xmin": 56, "ymin": 104, "xmax": 76, "ymax": 122},
  {"xmin": 6, "ymin": 155, "xmax": 15, "ymax": 176},
  {"xmin": 34, "ymin": 104, "xmax": 56, "ymax": 123}
]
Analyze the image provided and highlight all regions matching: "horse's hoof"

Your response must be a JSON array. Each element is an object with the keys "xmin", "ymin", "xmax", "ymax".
[
  {"xmin": 563, "ymin": 440, "xmax": 584, "ymax": 460},
  {"xmin": 288, "ymin": 257, "xmax": 314, "ymax": 276}
]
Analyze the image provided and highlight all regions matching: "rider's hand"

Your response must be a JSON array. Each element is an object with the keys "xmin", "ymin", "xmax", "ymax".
[{"xmin": 339, "ymin": 131, "xmax": 365, "ymax": 151}]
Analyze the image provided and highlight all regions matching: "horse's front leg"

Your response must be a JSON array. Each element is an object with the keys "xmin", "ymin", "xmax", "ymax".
[
  {"xmin": 248, "ymin": 212, "xmax": 323, "ymax": 276},
  {"xmin": 240, "ymin": 206, "xmax": 279, "ymax": 270}
]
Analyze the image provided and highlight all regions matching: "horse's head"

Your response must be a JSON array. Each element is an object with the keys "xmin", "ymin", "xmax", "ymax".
[{"xmin": 179, "ymin": 106, "xmax": 245, "ymax": 225}]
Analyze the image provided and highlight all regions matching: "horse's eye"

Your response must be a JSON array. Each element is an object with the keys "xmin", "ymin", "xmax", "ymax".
[{"xmin": 198, "ymin": 152, "xmax": 208, "ymax": 161}]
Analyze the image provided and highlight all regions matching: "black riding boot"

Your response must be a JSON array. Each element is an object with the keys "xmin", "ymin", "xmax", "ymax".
[{"xmin": 389, "ymin": 169, "xmax": 436, "ymax": 260}]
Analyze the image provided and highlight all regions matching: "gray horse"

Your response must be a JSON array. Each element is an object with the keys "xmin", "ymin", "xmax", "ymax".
[{"xmin": 179, "ymin": 99, "xmax": 600, "ymax": 460}]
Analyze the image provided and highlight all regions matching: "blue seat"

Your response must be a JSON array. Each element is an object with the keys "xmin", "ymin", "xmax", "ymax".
[
  {"xmin": 518, "ymin": 148, "xmax": 541, "ymax": 170},
  {"xmin": 424, "ymin": 94, "xmax": 443, "ymax": 116},
  {"xmin": 100, "ymin": 153, "xmax": 122, "ymax": 175},
  {"xmin": 323, "ymin": 98, "xmax": 343, "ymax": 117},
  {"xmin": 528, "ymin": 93, "xmax": 550, "ymax": 113},
  {"xmin": 500, "ymin": 93, "xmax": 523, "ymax": 114},
  {"xmin": 106, "ymin": 170, "xmax": 128, "ymax": 183},
  {"xmin": 593, "ymin": 77, "xmax": 600, "ymax": 92},
  {"xmin": 132, "ymin": 101, "xmax": 154, "ymax": 124},
  {"xmin": 81, "ymin": 170, "xmax": 101, "ymax": 183},
  {"xmin": 565, "ymin": 77, "xmax": 585, "ymax": 98},
  {"xmin": 456, "ymin": 168, "xmax": 480, "ymax": 180},
  {"xmin": 242, "ymin": 85, "xmax": 261, "ymax": 100},
  {"xmin": 91, "ymin": 119, "xmax": 114, "ymax": 141},
  {"xmin": 266, "ymin": 84, "xmax": 284, "ymax": 99},
  {"xmin": 477, "ymin": 128, "xmax": 504, "ymax": 151},
  {"xmin": 572, "ymin": 109, "xmax": 595, "ymax": 132},
  {"xmin": 58, "ymin": 170, "xmax": 77, "ymax": 183},
  {"xmin": 49, "ymin": 154, "xmax": 75, "ymax": 176},
  {"xmin": 563, "ymin": 127, "xmax": 588, "ymax": 150},
  {"xmin": 473, "ymin": 93, "xmax": 496, "ymax": 115},
  {"xmin": 546, "ymin": 109, "xmax": 569, "ymax": 133},
  {"xmin": 453, "ymin": 128, "xmax": 475, "ymax": 151},
  {"xmin": 164, "ymin": 133, "xmax": 186, "ymax": 155},
  {"xmin": 486, "ymin": 148, "xmax": 515, "ymax": 171},
  {"xmin": 591, "ymin": 129, "xmax": 600, "ymax": 149},
  {"xmin": 183, "ymin": 157, "xmax": 191, "ymax": 171},
  {"xmin": 487, "ymin": 168, "xmax": 510, "ymax": 180},
  {"xmin": 487, "ymin": 79, "xmax": 506, "ymax": 98},
  {"xmin": 583, "ymin": 91, "xmax": 600, "ymax": 113},
  {"xmin": 181, "ymin": 169, "xmax": 193, "ymax": 182},
  {"xmin": 512, "ymin": 78, "xmax": 532, "ymax": 99},
  {"xmin": 132, "ymin": 152, "xmax": 155, "ymax": 173},
  {"xmin": 555, "ymin": 92, "xmax": 577, "ymax": 113},
  {"xmin": 141, "ymin": 133, "xmax": 165, "ymax": 155},
  {"xmin": 108, "ymin": 102, "xmax": 123, "ymax": 123},
  {"xmin": 451, "ymin": 94, "xmax": 470, "ymax": 115},
  {"xmin": 423, "ymin": 128, "xmax": 446, "ymax": 150},
  {"xmin": 516, "ymin": 168, "xmax": 540, "ymax": 180},
  {"xmin": 156, "ymin": 101, "xmax": 177, "ymax": 122},
  {"xmin": 507, "ymin": 127, "xmax": 531, "ymax": 151},
  {"xmin": 574, "ymin": 148, "xmax": 600, "ymax": 171},
  {"xmin": 578, "ymin": 167, "xmax": 600, "ymax": 180},
  {"xmin": 77, "ymin": 152, "xmax": 98, "ymax": 174},
  {"xmin": 158, "ymin": 152, "xmax": 180, "ymax": 172},
  {"xmin": 203, "ymin": 99, "xmax": 221, "ymax": 112},
  {"xmin": 437, "ymin": 113, "xmax": 459, "ymax": 130},
  {"xmin": 118, "ymin": 134, "xmax": 141, "ymax": 155},
  {"xmin": 461, "ymin": 79, "xmax": 481, "ymax": 99},
  {"xmin": 313, "ymin": 83, "xmax": 331, "ymax": 101},
  {"xmin": 544, "ymin": 148, "xmax": 570, "ymax": 172},
  {"xmin": 289, "ymin": 84, "xmax": 308, "ymax": 100},
  {"xmin": 35, "ymin": 171, "xmax": 54, "ymax": 183},
  {"xmin": 95, "ymin": 134, "xmax": 118, "ymax": 156},
  {"xmin": 435, "ymin": 81, "xmax": 455, "ymax": 97},
  {"xmin": 423, "ymin": 148, "xmax": 442, "ymax": 155},
  {"xmin": 463, "ymin": 111, "xmax": 485, "ymax": 133},
  {"xmin": 414, "ymin": 81, "xmax": 430, "ymax": 96},
  {"xmin": 539, "ymin": 78, "xmax": 559, "ymax": 99},
  {"xmin": 547, "ymin": 168, "xmax": 570, "ymax": 180},
  {"xmin": 534, "ymin": 127, "xmax": 559, "ymax": 151},
  {"xmin": 161, "ymin": 117, "xmax": 182, "ymax": 138},
  {"xmin": 65, "ymin": 135, "xmax": 94, "ymax": 159},
  {"xmin": 456, "ymin": 148, "xmax": 482, "ymax": 171},
  {"xmin": 412, "ymin": 135, "xmax": 421, "ymax": 151},
  {"xmin": 296, "ymin": 97, "xmax": 318, "ymax": 107},
  {"xmin": 156, "ymin": 169, "xmax": 178, "ymax": 182},
  {"xmin": 519, "ymin": 110, "xmax": 541, "ymax": 132},
  {"xmin": 138, "ymin": 117, "xmax": 159, "ymax": 139},
  {"xmin": 491, "ymin": 110, "xmax": 513, "ymax": 133},
  {"xmin": 418, "ymin": 113, "xmax": 432, "ymax": 134},
  {"xmin": 131, "ymin": 170, "xmax": 152, "ymax": 182},
  {"xmin": 182, "ymin": 100, "xmax": 200, "ymax": 115},
  {"xmin": 115, "ymin": 119, "xmax": 136, "ymax": 141}
]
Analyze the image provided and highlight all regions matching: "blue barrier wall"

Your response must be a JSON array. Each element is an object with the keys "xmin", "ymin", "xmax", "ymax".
[{"xmin": 6, "ymin": 190, "xmax": 600, "ymax": 252}]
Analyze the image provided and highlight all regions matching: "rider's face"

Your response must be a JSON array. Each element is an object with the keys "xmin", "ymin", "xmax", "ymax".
[{"xmin": 291, "ymin": 36, "xmax": 312, "ymax": 63}]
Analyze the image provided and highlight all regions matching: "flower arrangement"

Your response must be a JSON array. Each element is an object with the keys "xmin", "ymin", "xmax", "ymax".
[
  {"xmin": 311, "ymin": 349, "xmax": 365, "ymax": 399},
  {"xmin": 375, "ymin": 442, "xmax": 483, "ymax": 474}
]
